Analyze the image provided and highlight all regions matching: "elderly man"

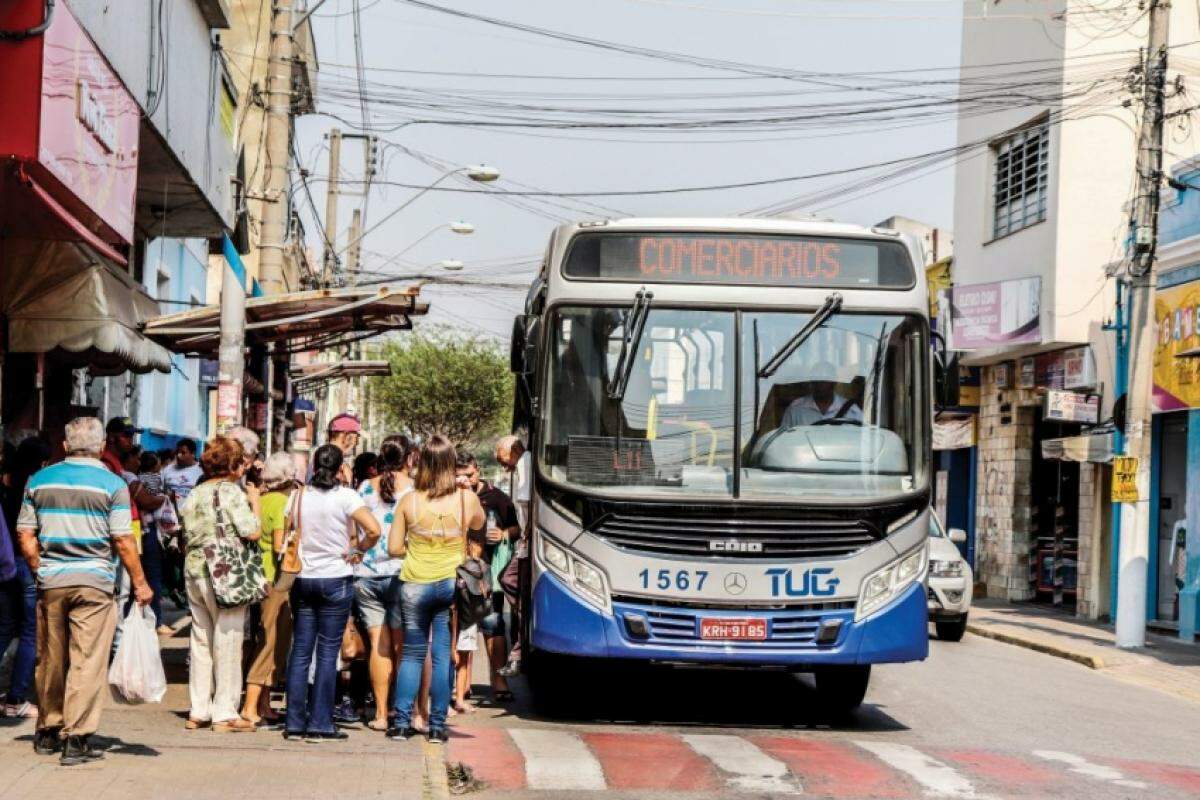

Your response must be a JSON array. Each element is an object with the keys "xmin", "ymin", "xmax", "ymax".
[
  {"xmin": 16, "ymin": 417, "xmax": 152, "ymax": 766},
  {"xmin": 494, "ymin": 434, "xmax": 531, "ymax": 678}
]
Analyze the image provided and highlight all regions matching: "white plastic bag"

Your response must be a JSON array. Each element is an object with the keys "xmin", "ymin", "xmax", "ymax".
[{"xmin": 108, "ymin": 605, "xmax": 167, "ymax": 704}]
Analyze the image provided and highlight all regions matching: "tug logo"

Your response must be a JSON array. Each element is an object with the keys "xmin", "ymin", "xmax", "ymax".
[{"xmin": 765, "ymin": 567, "xmax": 840, "ymax": 598}]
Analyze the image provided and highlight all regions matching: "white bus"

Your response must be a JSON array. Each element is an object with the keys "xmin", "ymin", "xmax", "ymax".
[{"xmin": 510, "ymin": 217, "xmax": 956, "ymax": 714}]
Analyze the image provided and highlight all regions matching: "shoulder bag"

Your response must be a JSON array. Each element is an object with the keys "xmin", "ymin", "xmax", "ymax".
[
  {"xmin": 275, "ymin": 487, "xmax": 305, "ymax": 592},
  {"xmin": 205, "ymin": 483, "xmax": 269, "ymax": 608}
]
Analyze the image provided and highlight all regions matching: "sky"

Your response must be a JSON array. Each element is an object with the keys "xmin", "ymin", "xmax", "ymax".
[{"xmin": 296, "ymin": 0, "xmax": 966, "ymax": 338}]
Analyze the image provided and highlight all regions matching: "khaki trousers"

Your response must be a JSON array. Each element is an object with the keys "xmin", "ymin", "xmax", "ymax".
[
  {"xmin": 246, "ymin": 584, "xmax": 292, "ymax": 687},
  {"xmin": 35, "ymin": 586, "xmax": 118, "ymax": 737}
]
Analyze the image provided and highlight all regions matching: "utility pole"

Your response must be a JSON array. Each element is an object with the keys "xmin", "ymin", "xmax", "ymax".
[
  {"xmin": 346, "ymin": 208, "xmax": 362, "ymax": 283},
  {"xmin": 1116, "ymin": 0, "xmax": 1170, "ymax": 649},
  {"xmin": 216, "ymin": 236, "xmax": 247, "ymax": 435},
  {"xmin": 322, "ymin": 127, "xmax": 342, "ymax": 286},
  {"xmin": 258, "ymin": 0, "xmax": 294, "ymax": 297}
]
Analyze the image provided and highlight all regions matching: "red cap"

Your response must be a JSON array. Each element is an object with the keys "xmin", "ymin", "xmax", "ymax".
[{"xmin": 328, "ymin": 412, "xmax": 362, "ymax": 434}]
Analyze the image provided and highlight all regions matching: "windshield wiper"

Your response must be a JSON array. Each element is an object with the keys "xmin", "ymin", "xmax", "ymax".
[
  {"xmin": 607, "ymin": 287, "xmax": 653, "ymax": 400},
  {"xmin": 757, "ymin": 292, "xmax": 843, "ymax": 379}
]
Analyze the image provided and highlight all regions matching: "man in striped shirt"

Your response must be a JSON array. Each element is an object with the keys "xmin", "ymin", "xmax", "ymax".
[{"xmin": 15, "ymin": 417, "xmax": 151, "ymax": 766}]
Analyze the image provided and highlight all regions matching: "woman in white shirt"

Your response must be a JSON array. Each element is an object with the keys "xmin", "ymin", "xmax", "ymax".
[{"xmin": 283, "ymin": 445, "xmax": 380, "ymax": 742}]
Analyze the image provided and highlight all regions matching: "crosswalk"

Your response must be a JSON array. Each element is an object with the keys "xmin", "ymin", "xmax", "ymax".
[{"xmin": 447, "ymin": 728, "xmax": 1200, "ymax": 796}]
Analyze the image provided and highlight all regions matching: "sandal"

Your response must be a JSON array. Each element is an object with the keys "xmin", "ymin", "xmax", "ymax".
[
  {"xmin": 492, "ymin": 690, "xmax": 515, "ymax": 703},
  {"xmin": 213, "ymin": 717, "xmax": 257, "ymax": 733},
  {"xmin": 366, "ymin": 719, "xmax": 390, "ymax": 732},
  {"xmin": 184, "ymin": 718, "xmax": 210, "ymax": 730}
]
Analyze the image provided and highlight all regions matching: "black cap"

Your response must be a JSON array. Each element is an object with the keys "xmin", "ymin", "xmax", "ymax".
[{"xmin": 105, "ymin": 416, "xmax": 141, "ymax": 436}]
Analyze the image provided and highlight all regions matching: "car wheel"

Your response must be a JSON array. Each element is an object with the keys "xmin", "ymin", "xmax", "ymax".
[
  {"xmin": 936, "ymin": 614, "xmax": 968, "ymax": 642},
  {"xmin": 814, "ymin": 665, "xmax": 871, "ymax": 718}
]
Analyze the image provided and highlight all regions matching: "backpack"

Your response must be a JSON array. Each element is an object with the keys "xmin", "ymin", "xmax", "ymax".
[{"xmin": 453, "ymin": 489, "xmax": 493, "ymax": 627}]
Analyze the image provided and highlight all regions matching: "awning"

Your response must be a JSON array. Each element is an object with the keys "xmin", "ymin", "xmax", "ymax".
[
  {"xmin": 2, "ymin": 241, "xmax": 172, "ymax": 375},
  {"xmin": 145, "ymin": 285, "xmax": 427, "ymax": 356},
  {"xmin": 289, "ymin": 360, "xmax": 392, "ymax": 392},
  {"xmin": 1041, "ymin": 432, "xmax": 1115, "ymax": 463}
]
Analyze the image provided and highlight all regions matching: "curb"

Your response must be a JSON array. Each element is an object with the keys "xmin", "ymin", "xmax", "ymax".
[{"xmin": 966, "ymin": 623, "xmax": 1106, "ymax": 670}]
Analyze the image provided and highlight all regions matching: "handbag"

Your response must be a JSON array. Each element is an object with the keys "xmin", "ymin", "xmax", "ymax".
[
  {"xmin": 455, "ymin": 490, "xmax": 493, "ymax": 628},
  {"xmin": 203, "ymin": 482, "xmax": 269, "ymax": 609},
  {"xmin": 275, "ymin": 487, "xmax": 304, "ymax": 591}
]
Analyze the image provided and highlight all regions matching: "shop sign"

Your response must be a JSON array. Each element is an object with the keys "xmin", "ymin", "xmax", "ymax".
[
  {"xmin": 1152, "ymin": 277, "xmax": 1200, "ymax": 412},
  {"xmin": 0, "ymin": 6, "xmax": 140, "ymax": 244},
  {"xmin": 934, "ymin": 415, "xmax": 976, "ymax": 450},
  {"xmin": 927, "ymin": 259, "xmax": 952, "ymax": 324},
  {"xmin": 958, "ymin": 365, "xmax": 981, "ymax": 407},
  {"xmin": 1062, "ymin": 346, "xmax": 1096, "ymax": 390},
  {"xmin": 198, "ymin": 359, "xmax": 219, "ymax": 387},
  {"xmin": 1112, "ymin": 456, "xmax": 1139, "ymax": 503},
  {"xmin": 1019, "ymin": 357, "xmax": 1036, "ymax": 389},
  {"xmin": 1044, "ymin": 390, "xmax": 1099, "ymax": 424},
  {"xmin": 947, "ymin": 276, "xmax": 1041, "ymax": 351},
  {"xmin": 994, "ymin": 362, "xmax": 1011, "ymax": 389}
]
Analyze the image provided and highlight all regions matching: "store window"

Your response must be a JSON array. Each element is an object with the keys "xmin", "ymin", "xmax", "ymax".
[{"xmin": 992, "ymin": 121, "xmax": 1050, "ymax": 239}]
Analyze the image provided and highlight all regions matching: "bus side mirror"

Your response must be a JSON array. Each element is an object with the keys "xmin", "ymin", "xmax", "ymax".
[
  {"xmin": 932, "ymin": 332, "xmax": 960, "ymax": 410},
  {"xmin": 510, "ymin": 314, "xmax": 538, "ymax": 376}
]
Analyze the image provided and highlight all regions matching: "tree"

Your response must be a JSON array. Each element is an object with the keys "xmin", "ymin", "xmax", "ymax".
[{"xmin": 367, "ymin": 327, "xmax": 513, "ymax": 449}]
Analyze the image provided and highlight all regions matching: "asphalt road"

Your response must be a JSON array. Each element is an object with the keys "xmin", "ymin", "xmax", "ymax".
[
  {"xmin": 447, "ymin": 630, "xmax": 1200, "ymax": 798},
  {"xmin": 1, "ymin": 629, "xmax": 1196, "ymax": 799}
]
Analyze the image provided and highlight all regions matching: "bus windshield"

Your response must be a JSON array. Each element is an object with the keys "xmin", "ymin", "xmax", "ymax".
[{"xmin": 540, "ymin": 305, "xmax": 928, "ymax": 502}]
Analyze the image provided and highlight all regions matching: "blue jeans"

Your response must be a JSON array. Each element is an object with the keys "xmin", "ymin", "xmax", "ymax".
[
  {"xmin": 392, "ymin": 578, "xmax": 454, "ymax": 730},
  {"xmin": 286, "ymin": 576, "xmax": 353, "ymax": 734},
  {"xmin": 124, "ymin": 524, "xmax": 164, "ymax": 626},
  {"xmin": 0, "ymin": 560, "xmax": 36, "ymax": 704}
]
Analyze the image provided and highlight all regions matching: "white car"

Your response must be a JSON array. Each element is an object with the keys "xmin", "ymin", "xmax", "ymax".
[{"xmin": 927, "ymin": 513, "xmax": 973, "ymax": 641}]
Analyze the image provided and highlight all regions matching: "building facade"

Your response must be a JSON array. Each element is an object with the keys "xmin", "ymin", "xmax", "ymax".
[{"xmin": 950, "ymin": 1, "xmax": 1200, "ymax": 618}]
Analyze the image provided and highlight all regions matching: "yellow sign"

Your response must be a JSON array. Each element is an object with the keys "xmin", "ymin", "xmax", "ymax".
[
  {"xmin": 1153, "ymin": 279, "xmax": 1200, "ymax": 412},
  {"xmin": 926, "ymin": 258, "xmax": 952, "ymax": 320},
  {"xmin": 1112, "ymin": 456, "xmax": 1139, "ymax": 503}
]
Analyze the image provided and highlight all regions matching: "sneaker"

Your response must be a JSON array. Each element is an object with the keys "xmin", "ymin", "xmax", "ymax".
[
  {"xmin": 33, "ymin": 728, "xmax": 62, "ymax": 755},
  {"xmin": 387, "ymin": 726, "xmax": 421, "ymax": 741},
  {"xmin": 60, "ymin": 735, "xmax": 104, "ymax": 766},
  {"xmin": 332, "ymin": 698, "xmax": 360, "ymax": 725},
  {"xmin": 427, "ymin": 727, "xmax": 448, "ymax": 745},
  {"xmin": 305, "ymin": 730, "xmax": 349, "ymax": 743}
]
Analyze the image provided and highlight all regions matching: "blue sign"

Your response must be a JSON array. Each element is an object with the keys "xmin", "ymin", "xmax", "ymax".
[{"xmin": 765, "ymin": 567, "xmax": 840, "ymax": 598}]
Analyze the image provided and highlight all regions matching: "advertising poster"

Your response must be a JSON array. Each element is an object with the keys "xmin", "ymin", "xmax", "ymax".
[
  {"xmin": 948, "ymin": 276, "xmax": 1042, "ymax": 350},
  {"xmin": 1152, "ymin": 279, "xmax": 1200, "ymax": 412}
]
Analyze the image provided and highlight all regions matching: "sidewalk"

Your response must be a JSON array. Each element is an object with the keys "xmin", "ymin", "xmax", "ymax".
[{"xmin": 967, "ymin": 599, "xmax": 1200, "ymax": 705}]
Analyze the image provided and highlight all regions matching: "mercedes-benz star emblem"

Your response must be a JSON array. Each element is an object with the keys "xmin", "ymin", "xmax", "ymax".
[{"xmin": 724, "ymin": 572, "xmax": 747, "ymax": 595}]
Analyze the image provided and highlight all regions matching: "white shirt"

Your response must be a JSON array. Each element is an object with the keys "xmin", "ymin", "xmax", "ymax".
[
  {"xmin": 290, "ymin": 486, "xmax": 367, "ymax": 579},
  {"xmin": 162, "ymin": 462, "xmax": 204, "ymax": 500},
  {"xmin": 510, "ymin": 451, "xmax": 532, "ymax": 531},
  {"xmin": 780, "ymin": 394, "xmax": 863, "ymax": 428}
]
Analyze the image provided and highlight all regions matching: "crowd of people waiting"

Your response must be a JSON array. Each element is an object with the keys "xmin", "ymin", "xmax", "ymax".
[{"xmin": 0, "ymin": 410, "xmax": 532, "ymax": 764}]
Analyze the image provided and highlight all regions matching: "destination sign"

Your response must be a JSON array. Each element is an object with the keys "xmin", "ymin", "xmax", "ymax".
[{"xmin": 564, "ymin": 232, "xmax": 914, "ymax": 289}]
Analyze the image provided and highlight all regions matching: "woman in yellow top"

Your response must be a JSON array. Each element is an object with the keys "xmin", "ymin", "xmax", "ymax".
[
  {"xmin": 241, "ymin": 452, "xmax": 297, "ymax": 724},
  {"xmin": 387, "ymin": 435, "xmax": 484, "ymax": 744}
]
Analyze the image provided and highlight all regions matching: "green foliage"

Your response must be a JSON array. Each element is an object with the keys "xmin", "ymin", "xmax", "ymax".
[{"xmin": 367, "ymin": 327, "xmax": 513, "ymax": 449}]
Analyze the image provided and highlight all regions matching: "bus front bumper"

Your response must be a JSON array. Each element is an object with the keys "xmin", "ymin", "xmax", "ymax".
[{"xmin": 530, "ymin": 571, "xmax": 928, "ymax": 667}]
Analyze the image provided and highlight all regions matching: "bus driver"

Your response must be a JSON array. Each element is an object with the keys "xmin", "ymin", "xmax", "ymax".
[{"xmin": 779, "ymin": 361, "xmax": 863, "ymax": 428}]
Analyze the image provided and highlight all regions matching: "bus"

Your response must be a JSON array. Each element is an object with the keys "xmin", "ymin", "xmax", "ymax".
[{"xmin": 509, "ymin": 217, "xmax": 956, "ymax": 714}]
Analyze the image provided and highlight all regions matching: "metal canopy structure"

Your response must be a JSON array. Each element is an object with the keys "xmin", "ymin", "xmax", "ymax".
[
  {"xmin": 144, "ymin": 285, "xmax": 427, "ymax": 356},
  {"xmin": 289, "ymin": 360, "xmax": 392, "ymax": 392}
]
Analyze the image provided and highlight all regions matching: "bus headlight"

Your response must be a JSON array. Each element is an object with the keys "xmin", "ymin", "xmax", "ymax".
[
  {"xmin": 856, "ymin": 543, "xmax": 927, "ymax": 622},
  {"xmin": 538, "ymin": 533, "xmax": 611, "ymax": 613}
]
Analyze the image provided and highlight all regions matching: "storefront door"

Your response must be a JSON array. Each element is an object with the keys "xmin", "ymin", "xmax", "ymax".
[
  {"xmin": 1156, "ymin": 415, "xmax": 1189, "ymax": 622},
  {"xmin": 1031, "ymin": 411, "xmax": 1082, "ymax": 608}
]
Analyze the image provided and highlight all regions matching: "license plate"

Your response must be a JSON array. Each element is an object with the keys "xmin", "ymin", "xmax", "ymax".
[{"xmin": 700, "ymin": 617, "xmax": 767, "ymax": 641}]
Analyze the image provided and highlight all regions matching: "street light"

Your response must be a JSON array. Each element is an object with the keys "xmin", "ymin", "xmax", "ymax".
[
  {"xmin": 337, "ymin": 165, "xmax": 501, "ymax": 260},
  {"xmin": 366, "ymin": 220, "xmax": 476, "ymax": 275},
  {"xmin": 449, "ymin": 220, "xmax": 476, "ymax": 234},
  {"xmin": 440, "ymin": 260, "xmax": 465, "ymax": 272}
]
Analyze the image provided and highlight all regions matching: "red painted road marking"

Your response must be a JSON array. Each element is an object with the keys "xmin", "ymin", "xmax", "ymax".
[
  {"xmin": 583, "ymin": 731, "xmax": 722, "ymax": 791},
  {"xmin": 449, "ymin": 727, "xmax": 526, "ymax": 790},
  {"xmin": 934, "ymin": 748, "xmax": 1063, "ymax": 791},
  {"xmin": 753, "ymin": 736, "xmax": 909, "ymax": 797},
  {"xmin": 1109, "ymin": 758, "xmax": 1200, "ymax": 795}
]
